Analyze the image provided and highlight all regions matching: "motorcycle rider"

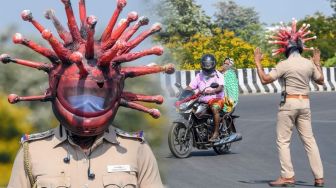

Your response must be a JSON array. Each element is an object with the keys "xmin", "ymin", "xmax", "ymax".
[{"xmin": 186, "ymin": 54, "xmax": 225, "ymax": 142}]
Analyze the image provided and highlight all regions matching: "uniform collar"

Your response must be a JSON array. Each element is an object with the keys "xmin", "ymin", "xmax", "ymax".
[
  {"xmin": 103, "ymin": 126, "xmax": 120, "ymax": 145},
  {"xmin": 52, "ymin": 125, "xmax": 68, "ymax": 148},
  {"xmin": 289, "ymin": 51, "xmax": 301, "ymax": 58},
  {"xmin": 52, "ymin": 125, "xmax": 119, "ymax": 148}
]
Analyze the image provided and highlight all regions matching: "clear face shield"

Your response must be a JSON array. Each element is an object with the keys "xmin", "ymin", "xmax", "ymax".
[{"xmin": 57, "ymin": 75, "xmax": 119, "ymax": 117}]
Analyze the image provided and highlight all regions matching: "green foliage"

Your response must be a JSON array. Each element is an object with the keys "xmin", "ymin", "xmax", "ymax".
[
  {"xmin": 324, "ymin": 54, "xmax": 336, "ymax": 67},
  {"xmin": 0, "ymin": 94, "xmax": 34, "ymax": 186},
  {"xmin": 0, "ymin": 25, "xmax": 55, "ymax": 187},
  {"xmin": 235, "ymin": 23, "xmax": 269, "ymax": 52},
  {"xmin": 297, "ymin": 13, "xmax": 336, "ymax": 61},
  {"xmin": 330, "ymin": 0, "xmax": 336, "ymax": 17},
  {"xmin": 155, "ymin": 0, "xmax": 212, "ymax": 43},
  {"xmin": 165, "ymin": 28, "xmax": 275, "ymax": 70},
  {"xmin": 114, "ymin": 75, "xmax": 168, "ymax": 148},
  {"xmin": 155, "ymin": 0, "xmax": 274, "ymax": 69},
  {"xmin": 213, "ymin": 0, "xmax": 267, "ymax": 49},
  {"xmin": 0, "ymin": 27, "xmax": 56, "ymax": 131}
]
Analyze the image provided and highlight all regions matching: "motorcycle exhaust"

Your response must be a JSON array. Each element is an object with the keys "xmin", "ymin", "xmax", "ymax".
[{"xmin": 213, "ymin": 133, "xmax": 242, "ymax": 146}]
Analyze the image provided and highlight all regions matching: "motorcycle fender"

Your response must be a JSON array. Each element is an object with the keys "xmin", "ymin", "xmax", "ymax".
[
  {"xmin": 174, "ymin": 118, "xmax": 194, "ymax": 130},
  {"xmin": 173, "ymin": 118, "xmax": 195, "ymax": 147},
  {"xmin": 231, "ymin": 115, "xmax": 240, "ymax": 119},
  {"xmin": 173, "ymin": 118, "xmax": 189, "ymax": 127}
]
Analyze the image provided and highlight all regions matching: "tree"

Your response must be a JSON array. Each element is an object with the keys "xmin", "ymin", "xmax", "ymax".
[
  {"xmin": 213, "ymin": 1, "xmax": 268, "ymax": 51},
  {"xmin": 0, "ymin": 94, "xmax": 34, "ymax": 186},
  {"xmin": 214, "ymin": 0, "xmax": 260, "ymax": 32},
  {"xmin": 0, "ymin": 26, "xmax": 57, "ymax": 131},
  {"xmin": 324, "ymin": 54, "xmax": 336, "ymax": 67},
  {"xmin": 168, "ymin": 28, "xmax": 275, "ymax": 69},
  {"xmin": 155, "ymin": 0, "xmax": 212, "ymax": 43},
  {"xmin": 297, "ymin": 13, "xmax": 336, "ymax": 61},
  {"xmin": 330, "ymin": 0, "xmax": 336, "ymax": 17}
]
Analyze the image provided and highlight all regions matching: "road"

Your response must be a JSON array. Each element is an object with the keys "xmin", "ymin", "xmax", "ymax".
[{"xmin": 158, "ymin": 92, "xmax": 336, "ymax": 188}]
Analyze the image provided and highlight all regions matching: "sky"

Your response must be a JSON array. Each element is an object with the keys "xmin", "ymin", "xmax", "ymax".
[
  {"xmin": 0, "ymin": 0, "xmax": 333, "ymax": 33},
  {"xmin": 197, "ymin": 0, "xmax": 334, "ymax": 25}
]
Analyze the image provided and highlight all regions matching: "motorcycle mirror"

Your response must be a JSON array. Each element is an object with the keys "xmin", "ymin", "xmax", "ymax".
[
  {"xmin": 210, "ymin": 83, "xmax": 219, "ymax": 89},
  {"xmin": 175, "ymin": 83, "xmax": 182, "ymax": 88}
]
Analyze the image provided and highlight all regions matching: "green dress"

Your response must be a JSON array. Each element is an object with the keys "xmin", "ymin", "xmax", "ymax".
[{"xmin": 223, "ymin": 69, "xmax": 239, "ymax": 112}]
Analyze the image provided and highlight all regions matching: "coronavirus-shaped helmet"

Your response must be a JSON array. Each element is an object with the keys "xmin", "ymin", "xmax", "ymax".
[
  {"xmin": 0, "ymin": 0, "xmax": 174, "ymax": 136},
  {"xmin": 268, "ymin": 18, "xmax": 317, "ymax": 57}
]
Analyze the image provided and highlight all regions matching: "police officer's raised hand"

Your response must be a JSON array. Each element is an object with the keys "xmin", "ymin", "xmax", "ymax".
[
  {"xmin": 254, "ymin": 47, "xmax": 264, "ymax": 67},
  {"xmin": 311, "ymin": 48, "xmax": 321, "ymax": 66}
]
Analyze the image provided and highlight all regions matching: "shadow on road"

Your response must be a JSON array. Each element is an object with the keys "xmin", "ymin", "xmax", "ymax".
[
  {"xmin": 191, "ymin": 150, "xmax": 239, "ymax": 157},
  {"xmin": 163, "ymin": 93, "xmax": 336, "ymax": 188},
  {"xmin": 165, "ymin": 150, "xmax": 239, "ymax": 159},
  {"xmin": 238, "ymin": 180, "xmax": 314, "ymax": 187}
]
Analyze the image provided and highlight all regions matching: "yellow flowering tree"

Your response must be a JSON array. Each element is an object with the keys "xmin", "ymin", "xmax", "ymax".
[
  {"xmin": 0, "ymin": 94, "xmax": 34, "ymax": 186},
  {"xmin": 164, "ymin": 28, "xmax": 275, "ymax": 70}
]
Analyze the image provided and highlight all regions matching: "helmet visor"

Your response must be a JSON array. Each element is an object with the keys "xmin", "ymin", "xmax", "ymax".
[{"xmin": 57, "ymin": 76, "xmax": 119, "ymax": 117}]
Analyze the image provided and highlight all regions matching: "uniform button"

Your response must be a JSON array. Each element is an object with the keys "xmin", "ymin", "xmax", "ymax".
[
  {"xmin": 83, "ymin": 158, "xmax": 87, "ymax": 163},
  {"xmin": 83, "ymin": 184, "xmax": 88, "ymax": 188}
]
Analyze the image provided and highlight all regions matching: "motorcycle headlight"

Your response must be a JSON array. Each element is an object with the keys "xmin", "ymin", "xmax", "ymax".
[
  {"xmin": 179, "ymin": 102, "xmax": 189, "ymax": 111},
  {"xmin": 179, "ymin": 100, "xmax": 195, "ymax": 111}
]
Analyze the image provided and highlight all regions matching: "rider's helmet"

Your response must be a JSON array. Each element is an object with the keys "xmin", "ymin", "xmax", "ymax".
[
  {"xmin": 201, "ymin": 54, "xmax": 216, "ymax": 75},
  {"xmin": 268, "ymin": 18, "xmax": 317, "ymax": 58},
  {"xmin": 0, "ymin": 0, "xmax": 175, "ymax": 137}
]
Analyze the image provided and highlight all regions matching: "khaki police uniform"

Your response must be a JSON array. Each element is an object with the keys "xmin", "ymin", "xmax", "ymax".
[
  {"xmin": 7, "ymin": 125, "xmax": 163, "ymax": 188},
  {"xmin": 269, "ymin": 53, "xmax": 324, "ymax": 179}
]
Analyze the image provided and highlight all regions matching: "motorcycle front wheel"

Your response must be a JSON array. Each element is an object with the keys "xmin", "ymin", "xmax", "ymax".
[{"xmin": 168, "ymin": 122, "xmax": 193, "ymax": 158}]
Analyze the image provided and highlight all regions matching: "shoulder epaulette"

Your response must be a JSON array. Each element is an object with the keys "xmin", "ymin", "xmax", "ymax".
[
  {"xmin": 115, "ymin": 128, "xmax": 145, "ymax": 142},
  {"xmin": 21, "ymin": 129, "xmax": 55, "ymax": 144}
]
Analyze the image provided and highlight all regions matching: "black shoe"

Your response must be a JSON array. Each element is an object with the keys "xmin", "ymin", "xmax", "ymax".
[{"xmin": 314, "ymin": 178, "xmax": 324, "ymax": 187}]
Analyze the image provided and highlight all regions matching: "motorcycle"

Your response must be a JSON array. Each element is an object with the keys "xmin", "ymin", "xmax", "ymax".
[{"xmin": 168, "ymin": 83, "xmax": 242, "ymax": 158}]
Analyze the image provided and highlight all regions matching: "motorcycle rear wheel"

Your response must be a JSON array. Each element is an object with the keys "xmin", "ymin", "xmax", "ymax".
[
  {"xmin": 213, "ymin": 114, "xmax": 233, "ymax": 154},
  {"xmin": 168, "ymin": 122, "xmax": 193, "ymax": 158}
]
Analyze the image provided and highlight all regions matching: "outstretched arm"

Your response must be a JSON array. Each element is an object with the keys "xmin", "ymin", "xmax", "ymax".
[
  {"xmin": 254, "ymin": 48, "xmax": 275, "ymax": 85},
  {"xmin": 311, "ymin": 49, "xmax": 324, "ymax": 85}
]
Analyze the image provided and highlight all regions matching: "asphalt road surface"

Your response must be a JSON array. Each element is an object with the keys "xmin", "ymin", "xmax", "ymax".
[{"xmin": 159, "ymin": 92, "xmax": 336, "ymax": 188}]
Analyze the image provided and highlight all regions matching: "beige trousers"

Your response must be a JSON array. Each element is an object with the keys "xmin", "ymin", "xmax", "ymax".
[{"xmin": 276, "ymin": 108, "xmax": 323, "ymax": 179}]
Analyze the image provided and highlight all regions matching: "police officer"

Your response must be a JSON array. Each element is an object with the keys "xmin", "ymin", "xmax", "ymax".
[
  {"xmin": 254, "ymin": 20, "xmax": 325, "ymax": 187},
  {"xmin": 8, "ymin": 126, "xmax": 163, "ymax": 188}
]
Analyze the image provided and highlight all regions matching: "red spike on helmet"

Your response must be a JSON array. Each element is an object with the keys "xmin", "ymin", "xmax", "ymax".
[
  {"xmin": 268, "ymin": 18, "xmax": 317, "ymax": 56},
  {"xmin": 0, "ymin": 0, "xmax": 175, "ymax": 136}
]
